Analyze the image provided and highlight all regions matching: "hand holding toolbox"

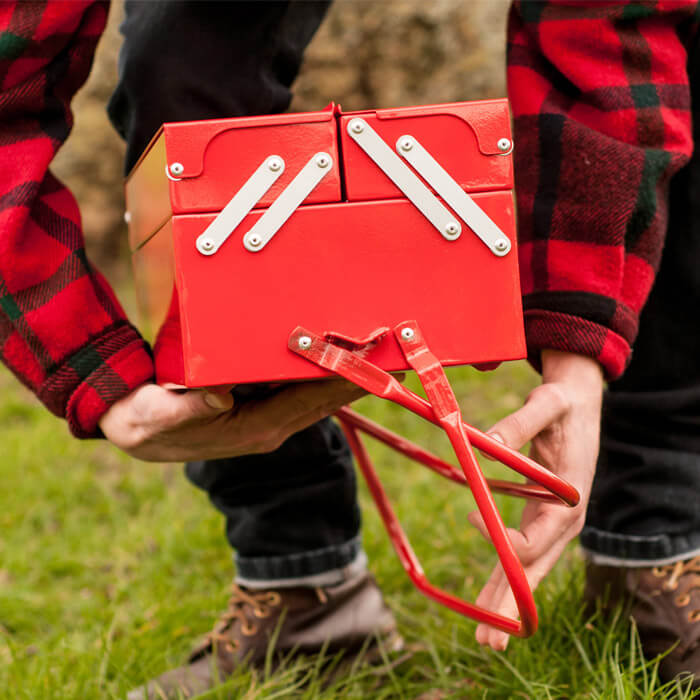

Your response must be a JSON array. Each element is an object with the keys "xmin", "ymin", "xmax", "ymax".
[{"xmin": 125, "ymin": 99, "xmax": 579, "ymax": 638}]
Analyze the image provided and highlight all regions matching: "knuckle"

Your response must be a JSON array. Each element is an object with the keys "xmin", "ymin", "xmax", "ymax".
[
  {"xmin": 258, "ymin": 429, "xmax": 286, "ymax": 454},
  {"xmin": 289, "ymin": 393, "xmax": 311, "ymax": 416},
  {"xmin": 119, "ymin": 425, "xmax": 148, "ymax": 452},
  {"xmin": 537, "ymin": 382, "xmax": 571, "ymax": 415},
  {"xmin": 138, "ymin": 401, "xmax": 164, "ymax": 426},
  {"xmin": 521, "ymin": 532, "xmax": 539, "ymax": 557},
  {"xmin": 316, "ymin": 404, "xmax": 336, "ymax": 422},
  {"xmin": 268, "ymin": 436, "xmax": 285, "ymax": 453},
  {"xmin": 571, "ymin": 511, "xmax": 586, "ymax": 536},
  {"xmin": 503, "ymin": 412, "xmax": 528, "ymax": 442},
  {"xmin": 164, "ymin": 404, "xmax": 186, "ymax": 426}
]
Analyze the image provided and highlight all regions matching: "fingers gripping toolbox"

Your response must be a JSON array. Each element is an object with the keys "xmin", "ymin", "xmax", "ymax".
[{"xmin": 125, "ymin": 100, "xmax": 579, "ymax": 636}]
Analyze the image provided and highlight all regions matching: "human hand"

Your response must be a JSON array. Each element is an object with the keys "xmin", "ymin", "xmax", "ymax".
[
  {"xmin": 99, "ymin": 379, "xmax": 366, "ymax": 462},
  {"xmin": 468, "ymin": 350, "xmax": 604, "ymax": 649}
]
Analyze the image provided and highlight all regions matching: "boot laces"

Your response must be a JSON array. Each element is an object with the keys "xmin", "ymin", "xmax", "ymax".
[
  {"xmin": 652, "ymin": 556, "xmax": 700, "ymax": 622},
  {"xmin": 207, "ymin": 583, "xmax": 282, "ymax": 653}
]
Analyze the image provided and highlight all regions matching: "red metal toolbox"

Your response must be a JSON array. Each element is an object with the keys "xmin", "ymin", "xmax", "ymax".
[{"xmin": 126, "ymin": 100, "xmax": 524, "ymax": 387}]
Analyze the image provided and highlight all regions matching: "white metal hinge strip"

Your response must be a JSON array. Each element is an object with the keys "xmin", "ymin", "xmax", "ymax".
[
  {"xmin": 196, "ymin": 155, "xmax": 285, "ymax": 255},
  {"xmin": 396, "ymin": 135, "xmax": 511, "ymax": 257},
  {"xmin": 346, "ymin": 118, "xmax": 462, "ymax": 241},
  {"xmin": 243, "ymin": 152, "xmax": 333, "ymax": 252}
]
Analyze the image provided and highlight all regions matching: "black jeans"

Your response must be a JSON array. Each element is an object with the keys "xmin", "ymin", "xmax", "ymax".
[
  {"xmin": 581, "ymin": 38, "xmax": 700, "ymax": 565},
  {"xmin": 108, "ymin": 0, "xmax": 364, "ymax": 585}
]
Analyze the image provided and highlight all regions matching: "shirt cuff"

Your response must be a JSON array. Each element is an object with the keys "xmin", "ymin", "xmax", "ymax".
[
  {"xmin": 63, "ymin": 325, "xmax": 155, "ymax": 438},
  {"xmin": 524, "ymin": 309, "xmax": 629, "ymax": 381}
]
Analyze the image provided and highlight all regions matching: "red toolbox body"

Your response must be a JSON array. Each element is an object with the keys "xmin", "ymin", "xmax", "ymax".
[{"xmin": 125, "ymin": 100, "xmax": 523, "ymax": 388}]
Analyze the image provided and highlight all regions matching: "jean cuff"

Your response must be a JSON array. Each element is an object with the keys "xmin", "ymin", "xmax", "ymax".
[
  {"xmin": 581, "ymin": 526, "xmax": 700, "ymax": 567},
  {"xmin": 234, "ymin": 536, "xmax": 367, "ymax": 589}
]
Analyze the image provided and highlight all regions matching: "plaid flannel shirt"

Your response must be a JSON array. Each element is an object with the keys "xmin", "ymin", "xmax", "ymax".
[
  {"xmin": 0, "ymin": 0, "xmax": 153, "ymax": 438},
  {"xmin": 0, "ymin": 1, "xmax": 696, "ymax": 438},
  {"xmin": 509, "ymin": 0, "xmax": 698, "ymax": 379}
]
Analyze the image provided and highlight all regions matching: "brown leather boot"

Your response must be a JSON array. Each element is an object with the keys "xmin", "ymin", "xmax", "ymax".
[
  {"xmin": 585, "ymin": 556, "xmax": 700, "ymax": 688},
  {"xmin": 127, "ymin": 572, "xmax": 402, "ymax": 699}
]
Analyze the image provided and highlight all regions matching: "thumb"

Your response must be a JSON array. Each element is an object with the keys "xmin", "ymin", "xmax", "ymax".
[
  {"xmin": 486, "ymin": 383, "xmax": 568, "ymax": 451},
  {"xmin": 171, "ymin": 389, "xmax": 234, "ymax": 421},
  {"xmin": 202, "ymin": 389, "xmax": 234, "ymax": 411}
]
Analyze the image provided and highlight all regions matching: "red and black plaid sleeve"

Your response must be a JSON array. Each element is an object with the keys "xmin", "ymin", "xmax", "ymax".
[
  {"xmin": 508, "ymin": 0, "xmax": 697, "ymax": 380},
  {"xmin": 0, "ymin": 0, "xmax": 154, "ymax": 438}
]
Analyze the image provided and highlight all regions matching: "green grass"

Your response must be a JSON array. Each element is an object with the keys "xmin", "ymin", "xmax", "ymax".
[{"xmin": 0, "ymin": 361, "xmax": 696, "ymax": 699}]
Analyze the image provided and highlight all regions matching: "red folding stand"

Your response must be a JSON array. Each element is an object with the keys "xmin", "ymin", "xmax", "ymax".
[{"xmin": 289, "ymin": 322, "xmax": 579, "ymax": 638}]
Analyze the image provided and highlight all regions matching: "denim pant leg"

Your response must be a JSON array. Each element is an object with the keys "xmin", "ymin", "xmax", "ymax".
[
  {"xmin": 108, "ymin": 1, "xmax": 366, "ymax": 585},
  {"xmin": 186, "ymin": 408, "xmax": 364, "ymax": 587},
  {"xmin": 581, "ymin": 46, "xmax": 700, "ymax": 565}
]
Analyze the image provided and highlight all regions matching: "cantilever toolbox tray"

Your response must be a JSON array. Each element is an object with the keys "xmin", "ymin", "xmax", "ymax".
[{"xmin": 126, "ymin": 100, "xmax": 579, "ymax": 637}]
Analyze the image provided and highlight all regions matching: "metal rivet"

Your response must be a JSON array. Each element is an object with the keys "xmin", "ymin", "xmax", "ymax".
[
  {"xmin": 315, "ymin": 154, "xmax": 330, "ymax": 168},
  {"xmin": 399, "ymin": 137, "xmax": 413, "ymax": 152},
  {"xmin": 199, "ymin": 237, "xmax": 214, "ymax": 252},
  {"xmin": 494, "ymin": 238, "xmax": 510, "ymax": 253},
  {"xmin": 350, "ymin": 119, "xmax": 364, "ymax": 134},
  {"xmin": 267, "ymin": 157, "xmax": 283, "ymax": 172},
  {"xmin": 248, "ymin": 235, "xmax": 262, "ymax": 248},
  {"xmin": 445, "ymin": 221, "xmax": 460, "ymax": 237},
  {"xmin": 169, "ymin": 162, "xmax": 184, "ymax": 176},
  {"xmin": 401, "ymin": 328, "xmax": 415, "ymax": 341},
  {"xmin": 298, "ymin": 336, "xmax": 312, "ymax": 350},
  {"xmin": 497, "ymin": 138, "xmax": 511, "ymax": 152}
]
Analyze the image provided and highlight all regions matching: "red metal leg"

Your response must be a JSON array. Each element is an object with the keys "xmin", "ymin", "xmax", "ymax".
[
  {"xmin": 336, "ymin": 407, "xmax": 563, "ymax": 504},
  {"xmin": 289, "ymin": 324, "xmax": 580, "ymax": 637},
  {"xmin": 339, "ymin": 417, "xmax": 531, "ymax": 633},
  {"xmin": 394, "ymin": 321, "xmax": 535, "ymax": 636}
]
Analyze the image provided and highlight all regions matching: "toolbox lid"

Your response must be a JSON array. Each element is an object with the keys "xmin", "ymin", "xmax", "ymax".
[
  {"xmin": 339, "ymin": 99, "xmax": 513, "ymax": 203},
  {"xmin": 125, "ymin": 104, "xmax": 343, "ymax": 251}
]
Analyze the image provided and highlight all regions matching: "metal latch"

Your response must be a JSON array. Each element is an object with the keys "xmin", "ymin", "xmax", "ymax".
[
  {"xmin": 396, "ymin": 135, "xmax": 511, "ymax": 256},
  {"xmin": 347, "ymin": 118, "xmax": 462, "ymax": 242},
  {"xmin": 347, "ymin": 118, "xmax": 511, "ymax": 256},
  {"xmin": 243, "ymin": 152, "xmax": 333, "ymax": 252},
  {"xmin": 196, "ymin": 155, "xmax": 285, "ymax": 256},
  {"xmin": 195, "ymin": 152, "xmax": 333, "ymax": 255}
]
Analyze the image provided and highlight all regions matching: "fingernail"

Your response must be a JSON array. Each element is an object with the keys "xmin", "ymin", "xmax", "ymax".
[
  {"xmin": 488, "ymin": 432, "xmax": 504, "ymax": 444},
  {"xmin": 495, "ymin": 637, "xmax": 508, "ymax": 652},
  {"xmin": 204, "ymin": 392, "xmax": 231, "ymax": 410}
]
